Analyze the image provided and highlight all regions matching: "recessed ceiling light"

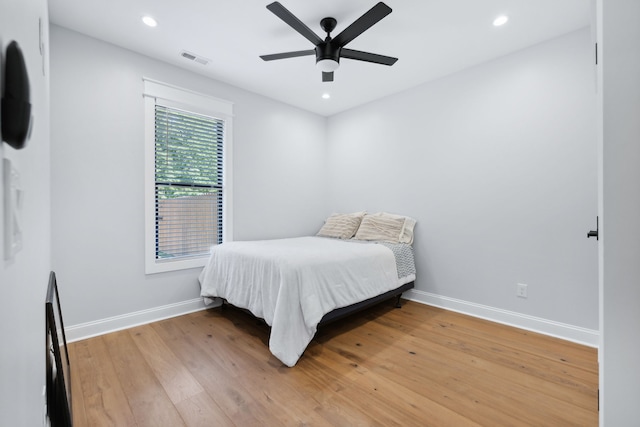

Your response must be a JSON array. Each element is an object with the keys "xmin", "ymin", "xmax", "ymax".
[
  {"xmin": 142, "ymin": 16, "xmax": 158, "ymax": 27},
  {"xmin": 322, "ymin": 93, "xmax": 331, "ymax": 100},
  {"xmin": 493, "ymin": 15, "xmax": 509, "ymax": 26}
]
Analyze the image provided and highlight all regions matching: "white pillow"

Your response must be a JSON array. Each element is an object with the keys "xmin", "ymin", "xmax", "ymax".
[
  {"xmin": 316, "ymin": 212, "xmax": 365, "ymax": 239},
  {"xmin": 382, "ymin": 212, "xmax": 416, "ymax": 244},
  {"xmin": 354, "ymin": 212, "xmax": 416, "ymax": 244}
]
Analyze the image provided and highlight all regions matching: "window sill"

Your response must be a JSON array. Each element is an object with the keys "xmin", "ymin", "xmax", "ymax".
[{"xmin": 145, "ymin": 255, "xmax": 208, "ymax": 275}]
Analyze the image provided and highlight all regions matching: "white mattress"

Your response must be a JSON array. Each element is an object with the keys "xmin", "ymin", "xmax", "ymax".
[{"xmin": 198, "ymin": 236, "xmax": 414, "ymax": 366}]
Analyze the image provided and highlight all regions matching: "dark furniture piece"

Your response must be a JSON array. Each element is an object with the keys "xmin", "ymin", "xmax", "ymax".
[
  {"xmin": 318, "ymin": 280, "xmax": 414, "ymax": 325},
  {"xmin": 46, "ymin": 271, "xmax": 72, "ymax": 427}
]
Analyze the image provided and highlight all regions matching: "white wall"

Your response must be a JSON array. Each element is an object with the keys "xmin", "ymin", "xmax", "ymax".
[
  {"xmin": 0, "ymin": 0, "xmax": 51, "ymax": 425},
  {"xmin": 327, "ymin": 28, "xmax": 598, "ymax": 337},
  {"xmin": 50, "ymin": 26, "xmax": 327, "ymax": 328},
  {"xmin": 599, "ymin": 0, "xmax": 640, "ymax": 423}
]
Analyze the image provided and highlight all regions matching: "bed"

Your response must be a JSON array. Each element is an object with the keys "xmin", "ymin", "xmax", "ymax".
[{"xmin": 198, "ymin": 212, "xmax": 416, "ymax": 367}]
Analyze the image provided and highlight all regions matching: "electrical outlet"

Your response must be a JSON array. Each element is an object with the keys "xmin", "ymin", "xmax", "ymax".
[{"xmin": 516, "ymin": 283, "xmax": 528, "ymax": 298}]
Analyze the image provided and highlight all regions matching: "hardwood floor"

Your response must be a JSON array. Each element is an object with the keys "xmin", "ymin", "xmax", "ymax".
[{"xmin": 69, "ymin": 300, "xmax": 598, "ymax": 426}]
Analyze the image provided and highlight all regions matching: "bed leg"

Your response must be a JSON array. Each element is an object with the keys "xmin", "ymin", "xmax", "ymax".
[{"xmin": 394, "ymin": 294, "xmax": 403, "ymax": 308}]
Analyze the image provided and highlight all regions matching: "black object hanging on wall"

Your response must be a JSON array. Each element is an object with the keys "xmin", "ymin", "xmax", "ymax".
[{"xmin": 2, "ymin": 40, "xmax": 32, "ymax": 149}]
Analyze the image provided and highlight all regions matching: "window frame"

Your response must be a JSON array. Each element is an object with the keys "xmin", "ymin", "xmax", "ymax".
[{"xmin": 143, "ymin": 78, "xmax": 233, "ymax": 274}]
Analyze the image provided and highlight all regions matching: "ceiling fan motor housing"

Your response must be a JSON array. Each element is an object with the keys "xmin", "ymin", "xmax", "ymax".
[{"xmin": 315, "ymin": 42, "xmax": 341, "ymax": 64}]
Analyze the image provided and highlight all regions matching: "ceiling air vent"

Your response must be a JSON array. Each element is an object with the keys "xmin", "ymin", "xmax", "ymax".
[{"xmin": 180, "ymin": 50, "xmax": 210, "ymax": 66}]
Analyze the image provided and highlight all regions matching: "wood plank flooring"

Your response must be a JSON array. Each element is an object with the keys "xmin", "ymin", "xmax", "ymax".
[{"xmin": 69, "ymin": 301, "xmax": 598, "ymax": 426}]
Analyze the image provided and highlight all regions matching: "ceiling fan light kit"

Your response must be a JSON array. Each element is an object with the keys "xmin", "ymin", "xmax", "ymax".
[
  {"xmin": 260, "ymin": 1, "xmax": 398, "ymax": 82},
  {"xmin": 317, "ymin": 59, "xmax": 339, "ymax": 73}
]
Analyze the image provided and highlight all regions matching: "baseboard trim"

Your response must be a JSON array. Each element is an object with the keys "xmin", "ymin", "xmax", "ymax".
[
  {"xmin": 65, "ymin": 297, "xmax": 219, "ymax": 343},
  {"xmin": 405, "ymin": 289, "xmax": 599, "ymax": 348},
  {"xmin": 65, "ymin": 291, "xmax": 599, "ymax": 348}
]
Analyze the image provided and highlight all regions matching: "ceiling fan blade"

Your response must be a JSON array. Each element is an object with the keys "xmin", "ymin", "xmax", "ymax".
[
  {"xmin": 260, "ymin": 50, "xmax": 316, "ymax": 61},
  {"xmin": 341, "ymin": 48, "xmax": 397, "ymax": 65},
  {"xmin": 266, "ymin": 2, "xmax": 323, "ymax": 45},
  {"xmin": 332, "ymin": 2, "xmax": 392, "ymax": 48},
  {"xmin": 322, "ymin": 71, "xmax": 334, "ymax": 82}
]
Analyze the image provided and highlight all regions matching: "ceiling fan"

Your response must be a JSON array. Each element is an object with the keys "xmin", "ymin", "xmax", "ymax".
[{"xmin": 260, "ymin": 2, "xmax": 398, "ymax": 82}]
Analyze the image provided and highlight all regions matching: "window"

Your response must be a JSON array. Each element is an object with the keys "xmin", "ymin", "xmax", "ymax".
[{"xmin": 144, "ymin": 79, "xmax": 233, "ymax": 274}]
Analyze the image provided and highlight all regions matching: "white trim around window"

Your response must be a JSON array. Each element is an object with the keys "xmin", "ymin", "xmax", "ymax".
[{"xmin": 143, "ymin": 78, "xmax": 233, "ymax": 274}]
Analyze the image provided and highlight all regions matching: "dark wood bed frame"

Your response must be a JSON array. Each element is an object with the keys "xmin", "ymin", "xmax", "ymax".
[{"xmin": 221, "ymin": 281, "xmax": 415, "ymax": 327}]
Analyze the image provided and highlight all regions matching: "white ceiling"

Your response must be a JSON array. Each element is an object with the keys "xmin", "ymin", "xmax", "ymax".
[{"xmin": 49, "ymin": 0, "xmax": 591, "ymax": 116}]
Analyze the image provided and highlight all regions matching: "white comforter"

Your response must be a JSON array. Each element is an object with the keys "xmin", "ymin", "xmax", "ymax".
[{"xmin": 198, "ymin": 236, "xmax": 406, "ymax": 366}]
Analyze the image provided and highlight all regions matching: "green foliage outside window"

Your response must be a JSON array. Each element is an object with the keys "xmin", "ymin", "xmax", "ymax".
[{"xmin": 154, "ymin": 106, "xmax": 223, "ymax": 199}]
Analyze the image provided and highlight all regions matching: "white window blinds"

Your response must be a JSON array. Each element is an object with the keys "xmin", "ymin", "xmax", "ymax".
[{"xmin": 154, "ymin": 104, "xmax": 224, "ymax": 260}]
